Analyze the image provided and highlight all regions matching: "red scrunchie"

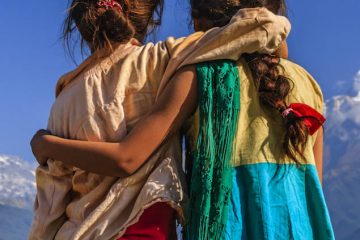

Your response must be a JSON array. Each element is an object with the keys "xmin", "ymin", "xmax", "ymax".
[
  {"xmin": 97, "ymin": 0, "xmax": 123, "ymax": 11},
  {"xmin": 282, "ymin": 103, "xmax": 326, "ymax": 135}
]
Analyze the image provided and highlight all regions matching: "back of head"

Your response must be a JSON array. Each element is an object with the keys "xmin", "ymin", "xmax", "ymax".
[
  {"xmin": 63, "ymin": 0, "xmax": 164, "ymax": 56},
  {"xmin": 191, "ymin": 0, "xmax": 311, "ymax": 165},
  {"xmin": 190, "ymin": 0, "xmax": 286, "ymax": 30}
]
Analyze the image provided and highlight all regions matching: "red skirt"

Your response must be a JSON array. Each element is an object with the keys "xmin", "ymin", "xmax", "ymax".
[{"xmin": 117, "ymin": 202, "xmax": 176, "ymax": 240}]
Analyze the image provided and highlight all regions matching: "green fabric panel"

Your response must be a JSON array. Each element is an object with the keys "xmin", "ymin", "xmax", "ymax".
[{"xmin": 186, "ymin": 60, "xmax": 240, "ymax": 240}]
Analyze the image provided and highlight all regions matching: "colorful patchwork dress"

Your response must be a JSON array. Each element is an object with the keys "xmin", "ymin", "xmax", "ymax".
[{"xmin": 185, "ymin": 58, "xmax": 335, "ymax": 240}]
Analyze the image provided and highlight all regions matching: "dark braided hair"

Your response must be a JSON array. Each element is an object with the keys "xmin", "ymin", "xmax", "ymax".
[
  {"xmin": 190, "ymin": 0, "xmax": 309, "ymax": 164},
  {"xmin": 63, "ymin": 0, "xmax": 163, "ymax": 57}
]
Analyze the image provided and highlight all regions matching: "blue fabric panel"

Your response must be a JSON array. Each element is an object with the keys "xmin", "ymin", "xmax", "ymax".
[{"xmin": 224, "ymin": 163, "xmax": 335, "ymax": 240}]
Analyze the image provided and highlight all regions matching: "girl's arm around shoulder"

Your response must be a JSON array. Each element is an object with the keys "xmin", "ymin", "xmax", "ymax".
[
  {"xmin": 141, "ymin": 8, "xmax": 290, "ymax": 96},
  {"xmin": 31, "ymin": 66, "xmax": 198, "ymax": 177},
  {"xmin": 164, "ymin": 7, "xmax": 291, "ymax": 61}
]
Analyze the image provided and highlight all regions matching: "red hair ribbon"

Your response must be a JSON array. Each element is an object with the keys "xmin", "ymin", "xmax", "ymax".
[
  {"xmin": 281, "ymin": 103, "xmax": 326, "ymax": 135},
  {"xmin": 97, "ymin": 0, "xmax": 123, "ymax": 12}
]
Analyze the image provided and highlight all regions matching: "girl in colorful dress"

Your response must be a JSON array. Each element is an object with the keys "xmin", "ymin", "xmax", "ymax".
[
  {"xmin": 184, "ymin": 1, "xmax": 335, "ymax": 239},
  {"xmin": 29, "ymin": 0, "xmax": 290, "ymax": 239}
]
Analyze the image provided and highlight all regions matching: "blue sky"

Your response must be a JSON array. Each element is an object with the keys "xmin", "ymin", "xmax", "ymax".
[{"xmin": 0, "ymin": 0, "xmax": 359, "ymax": 162}]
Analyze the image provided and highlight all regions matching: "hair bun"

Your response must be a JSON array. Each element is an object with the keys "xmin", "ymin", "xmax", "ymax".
[{"xmin": 97, "ymin": 9, "xmax": 135, "ymax": 44}]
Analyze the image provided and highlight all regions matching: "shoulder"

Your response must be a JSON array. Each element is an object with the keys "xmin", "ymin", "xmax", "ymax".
[
  {"xmin": 121, "ymin": 39, "xmax": 175, "ymax": 69},
  {"xmin": 280, "ymin": 59, "xmax": 321, "ymax": 92},
  {"xmin": 236, "ymin": 57, "xmax": 324, "ymax": 114},
  {"xmin": 279, "ymin": 59, "xmax": 324, "ymax": 114}
]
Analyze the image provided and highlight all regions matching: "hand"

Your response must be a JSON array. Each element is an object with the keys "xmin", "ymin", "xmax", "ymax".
[
  {"xmin": 274, "ymin": 41, "xmax": 288, "ymax": 59},
  {"xmin": 30, "ymin": 129, "xmax": 52, "ymax": 166}
]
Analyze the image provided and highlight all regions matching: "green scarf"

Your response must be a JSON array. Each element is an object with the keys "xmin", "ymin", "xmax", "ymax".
[{"xmin": 186, "ymin": 60, "xmax": 240, "ymax": 240}]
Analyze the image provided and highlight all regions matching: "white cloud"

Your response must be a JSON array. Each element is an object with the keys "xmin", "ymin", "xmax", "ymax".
[
  {"xmin": 326, "ymin": 69, "xmax": 360, "ymax": 141},
  {"xmin": 354, "ymin": 70, "xmax": 360, "ymax": 92}
]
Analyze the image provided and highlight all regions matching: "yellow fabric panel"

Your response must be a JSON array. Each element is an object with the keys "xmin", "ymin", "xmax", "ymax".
[{"xmin": 185, "ymin": 58, "xmax": 324, "ymax": 166}]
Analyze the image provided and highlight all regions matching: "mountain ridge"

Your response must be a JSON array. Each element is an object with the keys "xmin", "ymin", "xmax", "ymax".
[
  {"xmin": 0, "ymin": 154, "xmax": 36, "ymax": 209},
  {"xmin": 323, "ymin": 79, "xmax": 360, "ymax": 240}
]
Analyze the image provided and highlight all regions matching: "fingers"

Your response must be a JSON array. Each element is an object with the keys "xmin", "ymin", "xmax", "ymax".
[
  {"xmin": 36, "ymin": 129, "xmax": 51, "ymax": 136},
  {"xmin": 31, "ymin": 129, "xmax": 50, "ymax": 166}
]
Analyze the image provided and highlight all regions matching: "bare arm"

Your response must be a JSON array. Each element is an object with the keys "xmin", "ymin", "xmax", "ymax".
[
  {"xmin": 31, "ymin": 66, "xmax": 198, "ymax": 177},
  {"xmin": 313, "ymin": 127, "xmax": 324, "ymax": 184}
]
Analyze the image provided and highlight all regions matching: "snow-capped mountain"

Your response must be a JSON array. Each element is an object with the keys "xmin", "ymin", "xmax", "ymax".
[
  {"xmin": 0, "ymin": 155, "xmax": 36, "ymax": 209},
  {"xmin": 323, "ymin": 71, "xmax": 360, "ymax": 240},
  {"xmin": 0, "ymin": 155, "xmax": 36, "ymax": 240}
]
